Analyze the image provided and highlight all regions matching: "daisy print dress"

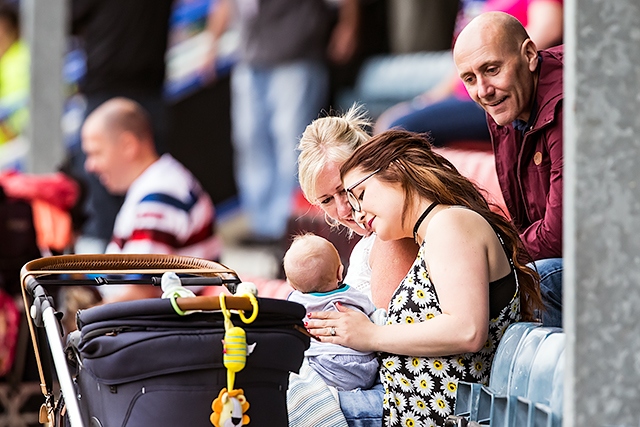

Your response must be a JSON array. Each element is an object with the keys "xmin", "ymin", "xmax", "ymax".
[{"xmin": 380, "ymin": 243, "xmax": 520, "ymax": 427}]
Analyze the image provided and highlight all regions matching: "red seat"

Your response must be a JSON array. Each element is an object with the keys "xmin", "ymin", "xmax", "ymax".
[{"xmin": 433, "ymin": 140, "xmax": 508, "ymax": 219}]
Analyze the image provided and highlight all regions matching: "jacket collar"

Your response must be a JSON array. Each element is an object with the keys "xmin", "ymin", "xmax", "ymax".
[{"xmin": 529, "ymin": 46, "xmax": 564, "ymax": 132}]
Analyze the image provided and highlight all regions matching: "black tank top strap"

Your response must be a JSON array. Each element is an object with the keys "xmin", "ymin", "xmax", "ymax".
[
  {"xmin": 493, "ymin": 229, "xmax": 516, "ymax": 272},
  {"xmin": 488, "ymin": 226, "xmax": 519, "ymax": 319}
]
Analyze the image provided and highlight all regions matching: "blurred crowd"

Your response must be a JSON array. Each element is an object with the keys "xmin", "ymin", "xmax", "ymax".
[
  {"xmin": 0, "ymin": 0, "xmax": 464, "ymax": 267},
  {"xmin": 0, "ymin": 0, "xmax": 564, "ymax": 291},
  {"xmin": 0, "ymin": 0, "xmax": 564, "ymax": 292}
]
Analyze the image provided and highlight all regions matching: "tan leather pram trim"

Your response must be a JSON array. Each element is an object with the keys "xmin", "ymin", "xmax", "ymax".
[{"xmin": 20, "ymin": 253, "xmax": 236, "ymax": 279}]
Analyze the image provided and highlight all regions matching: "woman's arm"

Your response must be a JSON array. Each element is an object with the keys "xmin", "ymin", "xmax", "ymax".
[
  {"xmin": 369, "ymin": 237, "xmax": 418, "ymax": 308},
  {"xmin": 327, "ymin": 0, "xmax": 360, "ymax": 64},
  {"xmin": 309, "ymin": 209, "xmax": 500, "ymax": 357},
  {"xmin": 200, "ymin": 0, "xmax": 233, "ymax": 82}
]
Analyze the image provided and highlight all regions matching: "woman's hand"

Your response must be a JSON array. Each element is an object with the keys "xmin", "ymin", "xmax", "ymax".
[{"xmin": 306, "ymin": 303, "xmax": 379, "ymax": 352}]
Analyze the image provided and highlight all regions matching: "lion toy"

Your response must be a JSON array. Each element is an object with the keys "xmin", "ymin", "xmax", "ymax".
[{"xmin": 210, "ymin": 388, "xmax": 250, "ymax": 427}]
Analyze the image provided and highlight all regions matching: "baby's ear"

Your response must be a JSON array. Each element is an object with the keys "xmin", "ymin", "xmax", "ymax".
[{"xmin": 337, "ymin": 264, "xmax": 344, "ymax": 282}]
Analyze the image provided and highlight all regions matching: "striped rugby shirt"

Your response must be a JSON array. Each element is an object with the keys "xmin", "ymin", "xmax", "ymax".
[{"xmin": 106, "ymin": 154, "xmax": 222, "ymax": 260}]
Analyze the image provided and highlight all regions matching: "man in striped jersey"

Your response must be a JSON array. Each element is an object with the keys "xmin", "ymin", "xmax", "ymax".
[{"xmin": 82, "ymin": 97, "xmax": 222, "ymax": 301}]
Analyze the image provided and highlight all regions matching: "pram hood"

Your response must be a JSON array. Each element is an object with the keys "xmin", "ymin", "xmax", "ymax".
[{"xmin": 73, "ymin": 297, "xmax": 310, "ymax": 385}]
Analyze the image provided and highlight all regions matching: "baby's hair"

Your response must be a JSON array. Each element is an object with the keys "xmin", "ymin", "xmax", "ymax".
[{"xmin": 283, "ymin": 233, "xmax": 342, "ymax": 293}]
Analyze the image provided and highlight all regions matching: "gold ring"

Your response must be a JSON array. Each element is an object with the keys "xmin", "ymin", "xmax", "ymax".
[{"xmin": 330, "ymin": 326, "xmax": 336, "ymax": 336}]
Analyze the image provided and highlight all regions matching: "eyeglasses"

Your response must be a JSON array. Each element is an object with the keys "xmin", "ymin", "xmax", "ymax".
[{"xmin": 345, "ymin": 168, "xmax": 381, "ymax": 212}]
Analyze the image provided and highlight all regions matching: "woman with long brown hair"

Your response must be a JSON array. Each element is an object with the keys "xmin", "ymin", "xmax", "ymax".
[{"xmin": 306, "ymin": 129, "xmax": 542, "ymax": 426}]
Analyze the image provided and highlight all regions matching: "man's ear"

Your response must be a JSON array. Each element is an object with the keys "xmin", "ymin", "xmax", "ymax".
[
  {"xmin": 337, "ymin": 264, "xmax": 344, "ymax": 282},
  {"xmin": 522, "ymin": 38, "xmax": 539, "ymax": 72},
  {"xmin": 118, "ymin": 131, "xmax": 139, "ymax": 160}
]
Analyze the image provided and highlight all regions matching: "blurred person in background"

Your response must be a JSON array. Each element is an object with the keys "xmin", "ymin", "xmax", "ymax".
[
  {"xmin": 82, "ymin": 97, "xmax": 221, "ymax": 302},
  {"xmin": 69, "ymin": 0, "xmax": 174, "ymax": 254},
  {"xmin": 0, "ymin": 2, "xmax": 28, "ymax": 145},
  {"xmin": 203, "ymin": 0, "xmax": 359, "ymax": 247}
]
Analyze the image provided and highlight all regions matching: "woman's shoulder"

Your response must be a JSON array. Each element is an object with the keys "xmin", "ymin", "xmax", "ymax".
[
  {"xmin": 345, "ymin": 234, "xmax": 374, "ymax": 296},
  {"xmin": 426, "ymin": 205, "xmax": 496, "ymax": 242}
]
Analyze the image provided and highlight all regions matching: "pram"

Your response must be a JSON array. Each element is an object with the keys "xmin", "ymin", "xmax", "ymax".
[{"xmin": 20, "ymin": 254, "xmax": 310, "ymax": 427}]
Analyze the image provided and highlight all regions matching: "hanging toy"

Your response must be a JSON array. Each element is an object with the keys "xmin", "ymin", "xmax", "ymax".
[
  {"xmin": 210, "ymin": 290, "xmax": 258, "ymax": 427},
  {"xmin": 210, "ymin": 388, "xmax": 250, "ymax": 427}
]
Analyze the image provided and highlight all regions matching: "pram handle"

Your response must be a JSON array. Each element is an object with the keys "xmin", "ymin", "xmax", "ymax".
[
  {"xmin": 151, "ymin": 276, "xmax": 225, "ymax": 286},
  {"xmin": 22, "ymin": 276, "xmax": 236, "ymax": 287},
  {"xmin": 20, "ymin": 253, "xmax": 239, "ymax": 280},
  {"xmin": 172, "ymin": 296, "xmax": 317, "ymax": 340}
]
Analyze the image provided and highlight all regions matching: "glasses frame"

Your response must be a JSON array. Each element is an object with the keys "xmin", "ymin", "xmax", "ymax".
[{"xmin": 345, "ymin": 168, "xmax": 381, "ymax": 212}]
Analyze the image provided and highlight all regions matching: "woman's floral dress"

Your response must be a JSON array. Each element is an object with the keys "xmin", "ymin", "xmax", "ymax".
[{"xmin": 380, "ymin": 244, "xmax": 520, "ymax": 427}]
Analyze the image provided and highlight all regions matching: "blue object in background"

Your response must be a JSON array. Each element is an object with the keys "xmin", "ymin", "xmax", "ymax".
[{"xmin": 164, "ymin": 0, "xmax": 238, "ymax": 102}]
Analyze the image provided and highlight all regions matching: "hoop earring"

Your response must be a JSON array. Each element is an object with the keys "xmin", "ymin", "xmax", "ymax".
[{"xmin": 323, "ymin": 212, "xmax": 340, "ymax": 228}]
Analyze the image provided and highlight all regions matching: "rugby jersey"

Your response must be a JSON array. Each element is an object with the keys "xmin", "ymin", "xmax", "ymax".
[{"xmin": 106, "ymin": 154, "xmax": 222, "ymax": 260}]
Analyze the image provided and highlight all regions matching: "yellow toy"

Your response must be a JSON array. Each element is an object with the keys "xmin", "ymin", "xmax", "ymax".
[
  {"xmin": 210, "ymin": 388, "xmax": 250, "ymax": 427},
  {"xmin": 210, "ymin": 291, "xmax": 258, "ymax": 427}
]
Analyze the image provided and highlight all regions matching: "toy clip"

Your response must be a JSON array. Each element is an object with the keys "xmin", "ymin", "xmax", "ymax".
[{"xmin": 210, "ymin": 292, "xmax": 258, "ymax": 426}]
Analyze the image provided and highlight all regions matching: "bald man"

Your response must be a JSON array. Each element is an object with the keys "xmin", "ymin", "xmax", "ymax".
[
  {"xmin": 453, "ymin": 12, "xmax": 563, "ymax": 327},
  {"xmin": 82, "ymin": 97, "xmax": 222, "ymax": 301}
]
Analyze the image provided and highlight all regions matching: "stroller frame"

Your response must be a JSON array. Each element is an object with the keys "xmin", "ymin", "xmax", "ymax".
[{"xmin": 20, "ymin": 253, "xmax": 247, "ymax": 427}]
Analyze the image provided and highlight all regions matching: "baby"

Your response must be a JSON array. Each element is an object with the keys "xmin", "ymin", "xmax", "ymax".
[{"xmin": 284, "ymin": 233, "xmax": 379, "ymax": 391}]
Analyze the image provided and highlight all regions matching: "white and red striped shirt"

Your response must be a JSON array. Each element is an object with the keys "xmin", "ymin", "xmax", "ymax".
[{"xmin": 106, "ymin": 154, "xmax": 222, "ymax": 260}]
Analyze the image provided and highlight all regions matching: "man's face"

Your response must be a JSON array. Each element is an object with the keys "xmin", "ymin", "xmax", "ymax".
[
  {"xmin": 455, "ymin": 37, "xmax": 538, "ymax": 126},
  {"xmin": 82, "ymin": 121, "xmax": 129, "ymax": 195}
]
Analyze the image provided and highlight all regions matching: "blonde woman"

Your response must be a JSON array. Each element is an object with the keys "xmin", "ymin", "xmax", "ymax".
[
  {"xmin": 297, "ymin": 105, "xmax": 417, "ymax": 309},
  {"xmin": 291, "ymin": 106, "xmax": 417, "ymax": 426}
]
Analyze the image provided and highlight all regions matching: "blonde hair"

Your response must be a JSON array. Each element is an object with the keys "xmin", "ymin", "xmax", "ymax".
[
  {"xmin": 283, "ymin": 233, "xmax": 342, "ymax": 293},
  {"xmin": 297, "ymin": 104, "xmax": 371, "ymax": 203}
]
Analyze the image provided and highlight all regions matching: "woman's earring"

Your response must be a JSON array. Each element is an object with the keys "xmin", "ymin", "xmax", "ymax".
[{"xmin": 323, "ymin": 212, "xmax": 339, "ymax": 228}]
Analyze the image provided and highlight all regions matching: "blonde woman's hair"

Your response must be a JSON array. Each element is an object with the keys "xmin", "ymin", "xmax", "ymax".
[{"xmin": 297, "ymin": 104, "xmax": 371, "ymax": 204}]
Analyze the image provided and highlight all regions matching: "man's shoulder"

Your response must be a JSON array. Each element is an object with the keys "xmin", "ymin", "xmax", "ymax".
[
  {"xmin": 128, "ymin": 155, "xmax": 210, "ymax": 211},
  {"xmin": 540, "ymin": 45, "xmax": 564, "ymax": 78},
  {"xmin": 138, "ymin": 155, "xmax": 199, "ymax": 192},
  {"xmin": 536, "ymin": 46, "xmax": 564, "ymax": 121},
  {"xmin": 543, "ymin": 45, "xmax": 564, "ymax": 61},
  {"xmin": 539, "ymin": 45, "xmax": 564, "ymax": 86}
]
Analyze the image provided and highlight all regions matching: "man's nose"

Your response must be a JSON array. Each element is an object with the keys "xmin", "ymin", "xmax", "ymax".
[{"xmin": 477, "ymin": 77, "xmax": 494, "ymax": 99}]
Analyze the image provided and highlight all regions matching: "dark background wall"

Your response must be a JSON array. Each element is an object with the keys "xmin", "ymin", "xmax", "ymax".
[{"xmin": 167, "ymin": 75, "xmax": 236, "ymax": 209}]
